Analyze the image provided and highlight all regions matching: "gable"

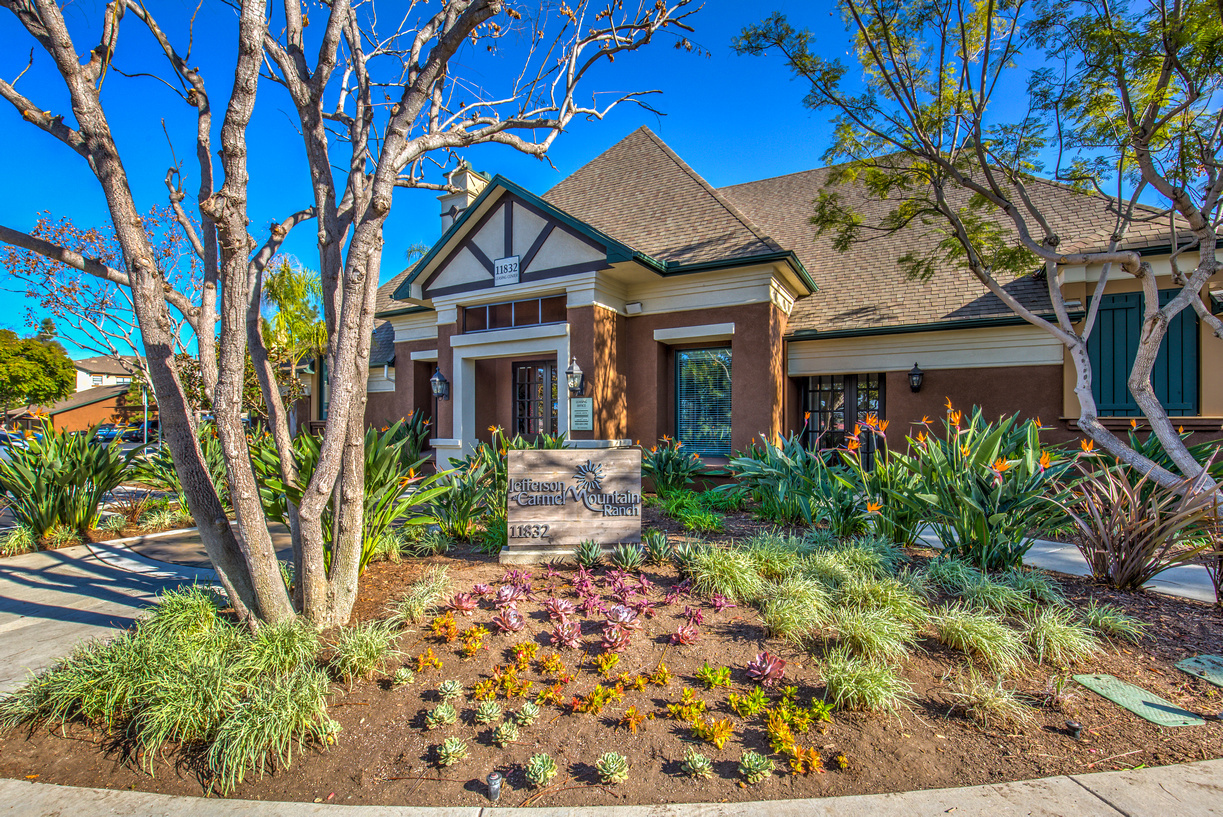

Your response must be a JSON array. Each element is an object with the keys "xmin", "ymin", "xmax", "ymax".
[{"xmin": 420, "ymin": 192, "xmax": 609, "ymax": 299}]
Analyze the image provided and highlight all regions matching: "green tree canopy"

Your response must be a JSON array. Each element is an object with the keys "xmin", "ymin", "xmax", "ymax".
[{"xmin": 0, "ymin": 329, "xmax": 74, "ymax": 417}]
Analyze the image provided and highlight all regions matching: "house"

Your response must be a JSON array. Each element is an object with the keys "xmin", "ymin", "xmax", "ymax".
[
  {"xmin": 72, "ymin": 355, "xmax": 142, "ymax": 392},
  {"xmin": 361, "ymin": 126, "xmax": 1222, "ymax": 459},
  {"xmin": 5, "ymin": 383, "xmax": 138, "ymax": 432}
]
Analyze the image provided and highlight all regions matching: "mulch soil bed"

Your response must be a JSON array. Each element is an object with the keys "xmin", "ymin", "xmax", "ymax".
[{"xmin": 1, "ymin": 506, "xmax": 1221, "ymax": 808}]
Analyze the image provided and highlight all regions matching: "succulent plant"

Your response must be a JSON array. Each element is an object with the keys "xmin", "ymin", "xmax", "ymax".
[
  {"xmin": 392, "ymin": 667, "xmax": 416, "ymax": 686},
  {"xmin": 424, "ymin": 702, "xmax": 457, "ymax": 730},
  {"xmin": 681, "ymin": 748, "xmax": 714, "ymax": 779},
  {"xmin": 746, "ymin": 651, "xmax": 787, "ymax": 687},
  {"xmin": 739, "ymin": 750, "xmax": 774, "ymax": 784},
  {"xmin": 471, "ymin": 583, "xmax": 493, "ymax": 596},
  {"xmin": 630, "ymin": 597, "xmax": 657, "ymax": 618},
  {"xmin": 643, "ymin": 529, "xmax": 672, "ymax": 565},
  {"xmin": 575, "ymin": 539, "xmax": 604, "ymax": 568},
  {"xmin": 610, "ymin": 543, "xmax": 645, "ymax": 571},
  {"xmin": 601, "ymin": 625, "xmax": 633, "ymax": 653},
  {"xmin": 683, "ymin": 605, "xmax": 705, "ymax": 626},
  {"xmin": 513, "ymin": 701, "xmax": 541, "ymax": 726},
  {"xmin": 578, "ymin": 595, "xmax": 606, "ymax": 617},
  {"xmin": 494, "ymin": 584, "xmax": 524, "ymax": 609},
  {"xmin": 672, "ymin": 541, "xmax": 699, "ymax": 573},
  {"xmin": 474, "ymin": 700, "xmax": 503, "ymax": 725},
  {"xmin": 670, "ymin": 624, "xmax": 699, "ymax": 645},
  {"xmin": 543, "ymin": 597, "xmax": 576, "ymax": 622},
  {"xmin": 605, "ymin": 604, "xmax": 642, "ymax": 631},
  {"xmin": 445, "ymin": 592, "xmax": 478, "ymax": 616},
  {"xmin": 491, "ymin": 607, "xmax": 525, "ymax": 633},
  {"xmin": 437, "ymin": 679, "xmax": 464, "ymax": 701},
  {"xmin": 596, "ymin": 751, "xmax": 630, "ymax": 785},
  {"xmin": 492, "ymin": 719, "xmax": 520, "ymax": 747},
  {"xmin": 549, "ymin": 620, "xmax": 582, "ymax": 650},
  {"xmin": 436, "ymin": 736, "xmax": 468, "ymax": 767},
  {"xmin": 710, "ymin": 593, "xmax": 736, "ymax": 612},
  {"xmin": 524, "ymin": 752, "xmax": 558, "ymax": 788}
]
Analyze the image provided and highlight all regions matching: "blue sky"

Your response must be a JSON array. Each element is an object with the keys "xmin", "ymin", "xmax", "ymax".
[{"xmin": 0, "ymin": 1, "xmax": 882, "ymax": 355}]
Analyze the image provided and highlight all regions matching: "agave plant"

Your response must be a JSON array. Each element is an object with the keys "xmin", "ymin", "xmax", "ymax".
[
  {"xmin": 643, "ymin": 529, "xmax": 672, "ymax": 565},
  {"xmin": 670, "ymin": 624, "xmax": 699, "ymax": 645},
  {"xmin": 601, "ymin": 625, "xmax": 633, "ymax": 653},
  {"xmin": 596, "ymin": 751, "xmax": 630, "ymax": 784},
  {"xmin": 549, "ymin": 620, "xmax": 582, "ymax": 650},
  {"xmin": 445, "ymin": 592, "xmax": 478, "ymax": 616},
  {"xmin": 494, "ymin": 584, "xmax": 524, "ymax": 609},
  {"xmin": 543, "ymin": 597, "xmax": 576, "ymax": 622},
  {"xmin": 575, "ymin": 539, "xmax": 604, "ymax": 568},
  {"xmin": 491, "ymin": 607, "xmax": 525, "ymax": 634},
  {"xmin": 747, "ymin": 651, "xmax": 786, "ymax": 687},
  {"xmin": 524, "ymin": 752, "xmax": 558, "ymax": 788},
  {"xmin": 610, "ymin": 543, "xmax": 646, "ymax": 571}
]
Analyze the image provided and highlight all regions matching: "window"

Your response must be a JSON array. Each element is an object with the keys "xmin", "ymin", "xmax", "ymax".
[
  {"xmin": 1087, "ymin": 290, "xmax": 1199, "ymax": 416},
  {"xmin": 91, "ymin": 375, "xmax": 103, "ymax": 386},
  {"xmin": 318, "ymin": 358, "xmax": 329, "ymax": 421},
  {"xmin": 513, "ymin": 361, "xmax": 558, "ymax": 436},
  {"xmin": 462, "ymin": 296, "xmax": 567, "ymax": 333},
  {"xmin": 676, "ymin": 347, "xmax": 732, "ymax": 456},
  {"xmin": 801, "ymin": 374, "xmax": 885, "ymax": 462},
  {"xmin": 115, "ymin": 377, "xmax": 131, "ymax": 385}
]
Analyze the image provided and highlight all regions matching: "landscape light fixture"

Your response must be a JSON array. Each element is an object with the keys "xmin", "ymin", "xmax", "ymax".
[
  {"xmin": 429, "ymin": 369, "xmax": 450, "ymax": 401},
  {"xmin": 908, "ymin": 362, "xmax": 925, "ymax": 393},
  {"xmin": 566, "ymin": 357, "xmax": 585, "ymax": 396}
]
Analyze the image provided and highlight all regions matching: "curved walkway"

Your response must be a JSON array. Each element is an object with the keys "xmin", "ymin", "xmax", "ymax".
[{"xmin": 0, "ymin": 758, "xmax": 1220, "ymax": 816}]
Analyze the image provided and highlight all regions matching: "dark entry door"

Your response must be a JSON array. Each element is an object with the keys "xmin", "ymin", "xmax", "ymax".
[{"xmin": 513, "ymin": 360, "xmax": 558, "ymax": 436}]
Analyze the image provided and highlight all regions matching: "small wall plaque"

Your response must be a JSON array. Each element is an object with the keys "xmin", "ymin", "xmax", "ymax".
[
  {"xmin": 493, "ymin": 255, "xmax": 520, "ymax": 287},
  {"xmin": 570, "ymin": 397, "xmax": 593, "ymax": 431}
]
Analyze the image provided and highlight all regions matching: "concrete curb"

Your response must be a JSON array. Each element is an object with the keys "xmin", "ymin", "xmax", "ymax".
[{"xmin": 1, "ymin": 758, "xmax": 1220, "ymax": 816}]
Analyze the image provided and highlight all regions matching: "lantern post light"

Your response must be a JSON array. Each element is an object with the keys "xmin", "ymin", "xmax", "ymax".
[
  {"xmin": 908, "ymin": 363, "xmax": 925, "ymax": 393},
  {"xmin": 565, "ymin": 357, "xmax": 585, "ymax": 396},
  {"xmin": 429, "ymin": 369, "xmax": 450, "ymax": 401}
]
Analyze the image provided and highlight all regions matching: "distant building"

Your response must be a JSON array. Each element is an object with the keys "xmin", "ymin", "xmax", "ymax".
[
  {"xmin": 72, "ymin": 356, "xmax": 142, "ymax": 392},
  {"xmin": 4, "ymin": 384, "xmax": 143, "ymax": 432}
]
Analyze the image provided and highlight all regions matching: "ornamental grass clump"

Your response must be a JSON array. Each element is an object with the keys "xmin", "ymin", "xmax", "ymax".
[
  {"xmin": 837, "ymin": 577, "xmax": 929, "ymax": 627},
  {"xmin": 759, "ymin": 577, "xmax": 832, "ymax": 644},
  {"xmin": 1081, "ymin": 600, "xmax": 1149, "ymax": 642},
  {"xmin": 0, "ymin": 525, "xmax": 37, "ymax": 556},
  {"xmin": 830, "ymin": 606, "xmax": 917, "ymax": 663},
  {"xmin": 388, "ymin": 566, "xmax": 450, "ymax": 625},
  {"xmin": 960, "ymin": 574, "xmax": 1028, "ymax": 614},
  {"xmin": 329, "ymin": 621, "xmax": 398, "ymax": 682},
  {"xmin": 933, "ymin": 604, "xmax": 1027, "ymax": 674},
  {"xmin": 821, "ymin": 648, "xmax": 912, "ymax": 712},
  {"xmin": 237, "ymin": 619, "xmax": 321, "ymax": 678},
  {"xmin": 948, "ymin": 674, "xmax": 1034, "ymax": 729},
  {"xmin": 1023, "ymin": 607, "xmax": 1099, "ymax": 666},
  {"xmin": 923, "ymin": 557, "xmax": 981, "ymax": 594},
  {"xmin": 740, "ymin": 530, "xmax": 806, "ymax": 581},
  {"xmin": 999, "ymin": 567, "xmax": 1064, "ymax": 605},
  {"xmin": 687, "ymin": 545, "xmax": 767, "ymax": 604},
  {"xmin": 797, "ymin": 551, "xmax": 856, "ymax": 589}
]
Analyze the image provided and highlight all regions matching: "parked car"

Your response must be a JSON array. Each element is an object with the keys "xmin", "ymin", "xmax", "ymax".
[
  {"xmin": 93, "ymin": 423, "xmax": 123, "ymax": 444},
  {"xmin": 121, "ymin": 421, "xmax": 159, "ymax": 442}
]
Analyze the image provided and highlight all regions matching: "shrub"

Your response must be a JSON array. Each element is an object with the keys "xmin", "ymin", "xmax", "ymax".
[
  {"xmin": 1080, "ymin": 600, "xmax": 1149, "ymax": 642},
  {"xmin": 677, "ymin": 506, "xmax": 723, "ymax": 533},
  {"xmin": 895, "ymin": 407, "xmax": 1075, "ymax": 570},
  {"xmin": 821, "ymin": 648, "xmax": 911, "ymax": 712},
  {"xmin": 728, "ymin": 435, "xmax": 823, "ymax": 525},
  {"xmin": 933, "ymin": 604, "xmax": 1027, "ymax": 674},
  {"xmin": 1060, "ymin": 460, "xmax": 1218, "ymax": 590},
  {"xmin": 700, "ymin": 487, "xmax": 747, "ymax": 513},
  {"xmin": 0, "ymin": 420, "xmax": 140, "ymax": 536},
  {"xmin": 1023, "ymin": 607, "xmax": 1099, "ymax": 666},
  {"xmin": 328, "ymin": 621, "xmax": 398, "ymax": 682},
  {"xmin": 476, "ymin": 522, "xmax": 506, "ymax": 556},
  {"xmin": 642, "ymin": 437, "xmax": 703, "ymax": 497},
  {"xmin": 430, "ymin": 463, "xmax": 490, "ymax": 541},
  {"xmin": 948, "ymin": 674, "xmax": 1033, "ymax": 729},
  {"xmin": 388, "ymin": 566, "xmax": 450, "ymax": 625},
  {"xmin": 687, "ymin": 545, "xmax": 767, "ymax": 604}
]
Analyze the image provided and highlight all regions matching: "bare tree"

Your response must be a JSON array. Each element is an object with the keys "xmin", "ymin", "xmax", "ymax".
[
  {"xmin": 0, "ymin": 0, "xmax": 698, "ymax": 626},
  {"xmin": 736, "ymin": 0, "xmax": 1222, "ymax": 491}
]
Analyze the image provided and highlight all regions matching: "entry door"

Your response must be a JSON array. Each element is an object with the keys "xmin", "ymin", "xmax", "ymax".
[{"xmin": 513, "ymin": 361, "xmax": 558, "ymax": 436}]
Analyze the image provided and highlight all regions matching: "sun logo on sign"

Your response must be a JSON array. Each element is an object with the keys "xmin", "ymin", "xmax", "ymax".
[{"xmin": 572, "ymin": 459, "xmax": 604, "ymax": 495}]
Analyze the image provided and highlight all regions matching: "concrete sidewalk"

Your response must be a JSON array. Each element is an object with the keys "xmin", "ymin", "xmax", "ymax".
[
  {"xmin": 0, "ymin": 540, "xmax": 213, "ymax": 693},
  {"xmin": 1, "ymin": 757, "xmax": 1220, "ymax": 816}
]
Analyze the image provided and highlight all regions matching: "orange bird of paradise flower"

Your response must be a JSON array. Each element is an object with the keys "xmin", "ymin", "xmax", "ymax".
[
  {"xmin": 1039, "ymin": 451, "xmax": 1052, "ymax": 470},
  {"xmin": 1080, "ymin": 439, "xmax": 1095, "ymax": 452},
  {"xmin": 846, "ymin": 437, "xmax": 861, "ymax": 452},
  {"xmin": 992, "ymin": 458, "xmax": 1012, "ymax": 473},
  {"xmin": 866, "ymin": 500, "xmax": 883, "ymax": 514}
]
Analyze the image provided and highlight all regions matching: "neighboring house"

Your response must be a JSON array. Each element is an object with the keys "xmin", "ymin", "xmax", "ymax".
[
  {"xmin": 72, "ymin": 355, "xmax": 142, "ymax": 392},
  {"xmin": 362, "ymin": 126, "xmax": 1222, "ymax": 459},
  {"xmin": 5, "ymin": 384, "xmax": 137, "ymax": 432}
]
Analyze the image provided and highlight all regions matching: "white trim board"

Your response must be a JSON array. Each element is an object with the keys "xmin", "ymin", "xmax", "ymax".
[
  {"xmin": 410, "ymin": 349, "xmax": 438, "ymax": 362},
  {"xmin": 787, "ymin": 324, "xmax": 1064, "ymax": 375},
  {"xmin": 654, "ymin": 323, "xmax": 736, "ymax": 345}
]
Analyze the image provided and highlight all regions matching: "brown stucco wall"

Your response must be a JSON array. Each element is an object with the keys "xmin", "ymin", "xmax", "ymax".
[
  {"xmin": 623, "ymin": 302, "xmax": 787, "ymax": 452},
  {"xmin": 567, "ymin": 305, "xmax": 627, "ymax": 441},
  {"xmin": 51, "ymin": 397, "xmax": 129, "ymax": 432}
]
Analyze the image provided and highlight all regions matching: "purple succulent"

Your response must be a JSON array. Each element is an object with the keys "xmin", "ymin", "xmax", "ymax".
[
  {"xmin": 543, "ymin": 597, "xmax": 575, "ymax": 622},
  {"xmin": 683, "ymin": 606, "xmax": 705, "ymax": 626},
  {"xmin": 471, "ymin": 583, "xmax": 493, "ymax": 597},
  {"xmin": 501, "ymin": 567, "xmax": 533, "ymax": 585},
  {"xmin": 549, "ymin": 620, "xmax": 582, "ymax": 650},
  {"xmin": 578, "ymin": 595, "xmax": 606, "ymax": 617},
  {"xmin": 543, "ymin": 562, "xmax": 564, "ymax": 583},
  {"xmin": 710, "ymin": 593, "xmax": 736, "ymax": 613},
  {"xmin": 676, "ymin": 578, "xmax": 694, "ymax": 594},
  {"xmin": 445, "ymin": 592, "xmax": 478, "ymax": 616},
  {"xmin": 629, "ymin": 597, "xmax": 657, "ymax": 618},
  {"xmin": 573, "ymin": 565, "xmax": 595, "ymax": 585},
  {"xmin": 635, "ymin": 574, "xmax": 654, "ymax": 594},
  {"xmin": 605, "ymin": 605, "xmax": 642, "ymax": 631},
  {"xmin": 670, "ymin": 624, "xmax": 699, "ymax": 646},
  {"xmin": 494, "ymin": 584, "xmax": 524, "ymax": 609},
  {"xmin": 662, "ymin": 587, "xmax": 683, "ymax": 606},
  {"xmin": 746, "ymin": 651, "xmax": 787, "ymax": 687},
  {"xmin": 492, "ymin": 607, "xmax": 525, "ymax": 633},
  {"xmin": 609, "ymin": 590, "xmax": 638, "ymax": 606},
  {"xmin": 601, "ymin": 625, "xmax": 632, "ymax": 653}
]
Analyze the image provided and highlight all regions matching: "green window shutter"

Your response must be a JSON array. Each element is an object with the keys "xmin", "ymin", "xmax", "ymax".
[
  {"xmin": 1154, "ymin": 290, "xmax": 1199, "ymax": 414},
  {"xmin": 676, "ymin": 348, "xmax": 732, "ymax": 456}
]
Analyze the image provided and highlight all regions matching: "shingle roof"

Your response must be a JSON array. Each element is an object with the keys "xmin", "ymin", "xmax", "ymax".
[
  {"xmin": 719, "ymin": 167, "xmax": 1182, "ymax": 335},
  {"xmin": 375, "ymin": 266, "xmax": 416, "ymax": 317},
  {"xmin": 543, "ymin": 126, "xmax": 783, "ymax": 265},
  {"xmin": 6, "ymin": 383, "xmax": 127, "ymax": 418},
  {"xmin": 72, "ymin": 355, "xmax": 142, "ymax": 376},
  {"xmin": 368, "ymin": 320, "xmax": 395, "ymax": 367}
]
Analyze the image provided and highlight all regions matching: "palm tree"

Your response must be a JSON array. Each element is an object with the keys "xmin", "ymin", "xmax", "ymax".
[{"xmin": 262, "ymin": 259, "xmax": 327, "ymax": 367}]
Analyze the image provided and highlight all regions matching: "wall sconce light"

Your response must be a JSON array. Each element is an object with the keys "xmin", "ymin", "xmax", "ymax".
[
  {"xmin": 908, "ymin": 362, "xmax": 925, "ymax": 393},
  {"xmin": 429, "ymin": 369, "xmax": 450, "ymax": 400},
  {"xmin": 565, "ymin": 357, "xmax": 585, "ymax": 396}
]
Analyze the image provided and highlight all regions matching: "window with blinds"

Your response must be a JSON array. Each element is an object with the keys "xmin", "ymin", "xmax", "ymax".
[{"xmin": 676, "ymin": 347, "xmax": 732, "ymax": 456}]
